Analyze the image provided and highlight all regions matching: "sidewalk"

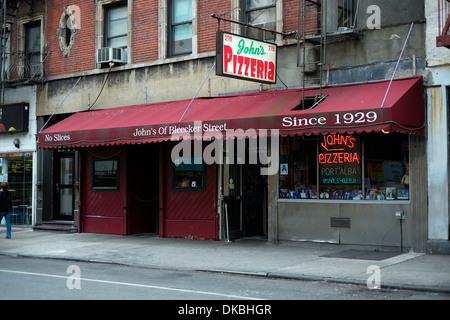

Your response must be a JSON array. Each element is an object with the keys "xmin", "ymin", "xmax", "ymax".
[{"xmin": 1, "ymin": 226, "xmax": 450, "ymax": 294}]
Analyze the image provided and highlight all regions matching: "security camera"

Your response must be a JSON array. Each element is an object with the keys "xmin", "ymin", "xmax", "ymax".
[{"xmin": 13, "ymin": 138, "xmax": 20, "ymax": 148}]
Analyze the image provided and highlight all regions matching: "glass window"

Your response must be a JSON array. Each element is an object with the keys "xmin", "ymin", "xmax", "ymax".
[
  {"xmin": 92, "ymin": 158, "xmax": 119, "ymax": 190},
  {"xmin": 279, "ymin": 136, "xmax": 318, "ymax": 199},
  {"xmin": 173, "ymin": 156, "xmax": 205, "ymax": 190},
  {"xmin": 244, "ymin": 0, "xmax": 276, "ymax": 41},
  {"xmin": 25, "ymin": 22, "xmax": 41, "ymax": 77},
  {"xmin": 319, "ymin": 134, "xmax": 363, "ymax": 200},
  {"xmin": 105, "ymin": 3, "xmax": 128, "ymax": 48},
  {"xmin": 59, "ymin": 157, "xmax": 74, "ymax": 216},
  {"xmin": 169, "ymin": 0, "xmax": 192, "ymax": 56},
  {"xmin": 279, "ymin": 133, "xmax": 410, "ymax": 201},
  {"xmin": 338, "ymin": 0, "xmax": 356, "ymax": 29},
  {"xmin": 364, "ymin": 133, "xmax": 409, "ymax": 200},
  {"xmin": 0, "ymin": 155, "xmax": 33, "ymax": 225}
]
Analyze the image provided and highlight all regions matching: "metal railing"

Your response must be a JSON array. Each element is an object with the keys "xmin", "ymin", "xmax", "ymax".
[
  {"xmin": 2, "ymin": 51, "xmax": 41, "ymax": 83},
  {"xmin": 337, "ymin": 0, "xmax": 358, "ymax": 30}
]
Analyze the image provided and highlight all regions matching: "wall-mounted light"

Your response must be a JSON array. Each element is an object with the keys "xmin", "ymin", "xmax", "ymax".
[
  {"xmin": 13, "ymin": 138, "xmax": 20, "ymax": 148},
  {"xmin": 381, "ymin": 129, "xmax": 390, "ymax": 134}
]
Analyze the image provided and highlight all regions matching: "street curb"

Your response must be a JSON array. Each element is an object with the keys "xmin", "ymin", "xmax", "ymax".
[
  {"xmin": 267, "ymin": 272, "xmax": 450, "ymax": 294},
  {"xmin": 3, "ymin": 252, "xmax": 449, "ymax": 295}
]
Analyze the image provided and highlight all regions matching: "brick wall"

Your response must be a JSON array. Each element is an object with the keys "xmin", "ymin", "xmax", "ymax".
[
  {"xmin": 284, "ymin": 0, "xmax": 299, "ymax": 34},
  {"xmin": 133, "ymin": 0, "xmax": 159, "ymax": 62},
  {"xmin": 197, "ymin": 0, "xmax": 231, "ymax": 53},
  {"xmin": 11, "ymin": 0, "xmax": 306, "ymax": 78},
  {"xmin": 44, "ymin": 1, "xmax": 97, "ymax": 76}
]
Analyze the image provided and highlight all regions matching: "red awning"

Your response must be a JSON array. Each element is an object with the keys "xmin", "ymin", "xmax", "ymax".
[{"xmin": 38, "ymin": 76, "xmax": 425, "ymax": 149}]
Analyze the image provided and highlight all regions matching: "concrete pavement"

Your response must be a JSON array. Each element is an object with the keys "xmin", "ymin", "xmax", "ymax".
[{"xmin": 1, "ymin": 226, "xmax": 449, "ymax": 295}]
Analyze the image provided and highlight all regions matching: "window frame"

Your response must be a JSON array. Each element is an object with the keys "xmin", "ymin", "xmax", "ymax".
[
  {"xmin": 172, "ymin": 156, "xmax": 206, "ymax": 191},
  {"xmin": 337, "ymin": 0, "xmax": 357, "ymax": 29},
  {"xmin": 18, "ymin": 16, "xmax": 44, "ymax": 79},
  {"xmin": 91, "ymin": 158, "xmax": 120, "ymax": 191},
  {"xmin": 168, "ymin": 0, "xmax": 193, "ymax": 57},
  {"xmin": 242, "ymin": 0, "xmax": 277, "ymax": 42},
  {"xmin": 279, "ymin": 133, "xmax": 410, "ymax": 202},
  {"xmin": 104, "ymin": 2, "xmax": 128, "ymax": 48}
]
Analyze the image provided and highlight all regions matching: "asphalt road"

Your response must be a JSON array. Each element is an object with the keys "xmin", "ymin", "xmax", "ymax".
[{"xmin": 1, "ymin": 255, "xmax": 449, "ymax": 307}]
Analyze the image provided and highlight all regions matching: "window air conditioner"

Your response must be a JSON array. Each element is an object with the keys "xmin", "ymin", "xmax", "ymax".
[{"xmin": 96, "ymin": 47, "xmax": 127, "ymax": 64}]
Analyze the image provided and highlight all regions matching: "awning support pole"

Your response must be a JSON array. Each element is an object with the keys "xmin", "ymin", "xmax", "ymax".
[
  {"xmin": 39, "ymin": 77, "xmax": 82, "ymax": 132},
  {"xmin": 178, "ymin": 62, "xmax": 216, "ymax": 123},
  {"xmin": 381, "ymin": 22, "xmax": 414, "ymax": 108}
]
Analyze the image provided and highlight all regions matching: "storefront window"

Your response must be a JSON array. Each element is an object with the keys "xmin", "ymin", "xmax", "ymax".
[
  {"xmin": 319, "ymin": 134, "xmax": 362, "ymax": 200},
  {"xmin": 92, "ymin": 158, "xmax": 119, "ymax": 190},
  {"xmin": 279, "ymin": 136, "xmax": 317, "ymax": 199},
  {"xmin": 279, "ymin": 133, "xmax": 409, "ymax": 201},
  {"xmin": 173, "ymin": 156, "xmax": 205, "ymax": 190},
  {"xmin": 0, "ymin": 154, "xmax": 33, "ymax": 225},
  {"xmin": 364, "ymin": 133, "xmax": 409, "ymax": 200}
]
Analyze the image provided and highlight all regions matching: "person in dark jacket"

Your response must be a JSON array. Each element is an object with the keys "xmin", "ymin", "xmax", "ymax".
[{"xmin": 0, "ymin": 182, "xmax": 13, "ymax": 239}]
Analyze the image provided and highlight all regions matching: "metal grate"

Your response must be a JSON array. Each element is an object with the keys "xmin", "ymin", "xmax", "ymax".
[{"xmin": 330, "ymin": 217, "xmax": 351, "ymax": 228}]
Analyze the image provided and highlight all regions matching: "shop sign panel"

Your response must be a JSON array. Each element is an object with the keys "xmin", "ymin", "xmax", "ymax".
[
  {"xmin": 0, "ymin": 103, "xmax": 29, "ymax": 134},
  {"xmin": 216, "ymin": 31, "xmax": 277, "ymax": 84}
]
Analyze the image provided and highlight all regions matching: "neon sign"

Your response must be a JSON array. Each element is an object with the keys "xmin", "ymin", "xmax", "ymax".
[
  {"xmin": 319, "ymin": 134, "xmax": 361, "ymax": 164},
  {"xmin": 319, "ymin": 134, "xmax": 362, "ymax": 185},
  {"xmin": 319, "ymin": 152, "xmax": 360, "ymax": 164}
]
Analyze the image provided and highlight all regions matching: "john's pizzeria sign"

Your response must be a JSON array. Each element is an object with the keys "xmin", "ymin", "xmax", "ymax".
[{"xmin": 216, "ymin": 31, "xmax": 277, "ymax": 84}]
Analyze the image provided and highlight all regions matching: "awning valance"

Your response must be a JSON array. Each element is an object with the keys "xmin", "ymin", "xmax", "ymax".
[{"xmin": 38, "ymin": 76, "xmax": 425, "ymax": 149}]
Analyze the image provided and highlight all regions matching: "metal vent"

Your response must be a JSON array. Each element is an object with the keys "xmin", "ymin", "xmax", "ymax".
[{"xmin": 330, "ymin": 217, "xmax": 351, "ymax": 228}]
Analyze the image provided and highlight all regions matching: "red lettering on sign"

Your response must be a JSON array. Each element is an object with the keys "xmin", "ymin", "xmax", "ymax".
[
  {"xmin": 318, "ymin": 152, "xmax": 361, "ymax": 164},
  {"xmin": 319, "ymin": 134, "xmax": 361, "ymax": 164},
  {"xmin": 223, "ymin": 45, "xmax": 275, "ymax": 82}
]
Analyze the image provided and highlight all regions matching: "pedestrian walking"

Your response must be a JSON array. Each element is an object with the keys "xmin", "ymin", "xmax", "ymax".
[{"xmin": 0, "ymin": 182, "xmax": 13, "ymax": 239}]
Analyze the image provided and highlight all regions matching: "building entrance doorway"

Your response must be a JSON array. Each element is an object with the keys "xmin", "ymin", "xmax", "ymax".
[
  {"xmin": 126, "ymin": 144, "xmax": 159, "ymax": 234},
  {"xmin": 222, "ymin": 139, "xmax": 267, "ymax": 241},
  {"xmin": 53, "ymin": 151, "xmax": 75, "ymax": 221}
]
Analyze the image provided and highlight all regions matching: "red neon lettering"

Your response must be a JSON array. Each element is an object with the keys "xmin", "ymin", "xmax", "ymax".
[
  {"xmin": 321, "ymin": 134, "xmax": 357, "ymax": 151},
  {"xmin": 318, "ymin": 153, "xmax": 325, "ymax": 163},
  {"xmin": 344, "ymin": 153, "xmax": 351, "ymax": 163},
  {"xmin": 318, "ymin": 152, "xmax": 361, "ymax": 164}
]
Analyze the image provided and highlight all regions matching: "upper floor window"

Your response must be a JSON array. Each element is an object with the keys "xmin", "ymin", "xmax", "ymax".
[
  {"xmin": 337, "ymin": 0, "xmax": 356, "ymax": 30},
  {"xmin": 244, "ymin": 0, "xmax": 276, "ymax": 42},
  {"xmin": 25, "ymin": 22, "xmax": 41, "ymax": 77},
  {"xmin": 105, "ymin": 3, "xmax": 128, "ymax": 48},
  {"xmin": 169, "ymin": 0, "xmax": 193, "ymax": 56}
]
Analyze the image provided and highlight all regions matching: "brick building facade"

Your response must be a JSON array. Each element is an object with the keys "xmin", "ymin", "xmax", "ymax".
[{"xmin": 3, "ymin": 0, "xmax": 445, "ymax": 253}]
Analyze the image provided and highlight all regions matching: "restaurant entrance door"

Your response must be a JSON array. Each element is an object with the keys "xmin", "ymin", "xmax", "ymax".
[
  {"xmin": 53, "ymin": 151, "xmax": 75, "ymax": 221},
  {"xmin": 222, "ymin": 139, "xmax": 267, "ymax": 241}
]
